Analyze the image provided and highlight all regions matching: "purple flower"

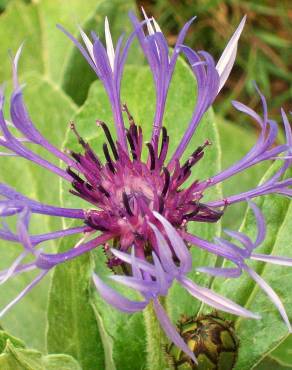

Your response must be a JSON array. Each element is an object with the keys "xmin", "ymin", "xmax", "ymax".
[{"xmin": 0, "ymin": 10, "xmax": 291, "ymax": 360}]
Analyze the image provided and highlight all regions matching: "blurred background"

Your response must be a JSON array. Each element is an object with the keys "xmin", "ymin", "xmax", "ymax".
[{"xmin": 138, "ymin": 0, "xmax": 292, "ymax": 126}]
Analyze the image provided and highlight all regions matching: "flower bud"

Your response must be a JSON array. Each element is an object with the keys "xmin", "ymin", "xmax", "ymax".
[{"xmin": 167, "ymin": 313, "xmax": 239, "ymax": 369}]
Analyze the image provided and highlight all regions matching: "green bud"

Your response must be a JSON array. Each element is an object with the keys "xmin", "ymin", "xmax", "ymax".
[{"xmin": 166, "ymin": 313, "xmax": 239, "ymax": 369}]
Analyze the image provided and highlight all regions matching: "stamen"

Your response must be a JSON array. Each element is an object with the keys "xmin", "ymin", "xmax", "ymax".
[
  {"xmin": 146, "ymin": 142, "xmax": 156, "ymax": 171},
  {"xmin": 181, "ymin": 140, "xmax": 211, "ymax": 171},
  {"xmin": 69, "ymin": 151, "xmax": 81, "ymax": 163},
  {"xmin": 122, "ymin": 192, "xmax": 133, "ymax": 216},
  {"xmin": 158, "ymin": 126, "xmax": 169, "ymax": 163},
  {"xmin": 97, "ymin": 120, "xmax": 119, "ymax": 160},
  {"xmin": 85, "ymin": 218, "xmax": 108, "ymax": 232},
  {"xmin": 158, "ymin": 196, "xmax": 164, "ymax": 213},
  {"xmin": 122, "ymin": 104, "xmax": 135, "ymax": 126},
  {"xmin": 70, "ymin": 122, "xmax": 87, "ymax": 148},
  {"xmin": 70, "ymin": 122, "xmax": 102, "ymax": 167},
  {"xmin": 162, "ymin": 167, "xmax": 170, "ymax": 197},
  {"xmin": 131, "ymin": 124, "xmax": 139, "ymax": 144},
  {"xmin": 97, "ymin": 185, "xmax": 110, "ymax": 198},
  {"xmin": 159, "ymin": 127, "xmax": 168, "ymax": 154},
  {"xmin": 184, "ymin": 205, "xmax": 200, "ymax": 219},
  {"xmin": 103, "ymin": 143, "xmax": 115, "ymax": 173},
  {"xmin": 66, "ymin": 167, "xmax": 84, "ymax": 183},
  {"xmin": 86, "ymin": 147, "xmax": 102, "ymax": 168},
  {"xmin": 126, "ymin": 130, "xmax": 137, "ymax": 160},
  {"xmin": 85, "ymin": 183, "xmax": 93, "ymax": 191}
]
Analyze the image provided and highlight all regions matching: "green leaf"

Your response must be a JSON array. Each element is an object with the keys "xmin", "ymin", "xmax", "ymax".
[
  {"xmin": 270, "ymin": 335, "xmax": 292, "ymax": 366},
  {"xmin": 0, "ymin": 1, "xmax": 44, "ymax": 80},
  {"xmin": 0, "ymin": 331, "xmax": 25, "ymax": 353},
  {"xmin": 0, "ymin": 0, "xmax": 137, "ymax": 104},
  {"xmin": 0, "ymin": 72, "xmax": 77, "ymax": 351},
  {"xmin": 211, "ymin": 164, "xmax": 292, "ymax": 369},
  {"xmin": 0, "ymin": 340, "xmax": 81, "ymax": 370},
  {"xmin": 43, "ymin": 354, "xmax": 82, "ymax": 370},
  {"xmin": 254, "ymin": 355, "xmax": 292, "ymax": 370},
  {"xmin": 46, "ymin": 232, "xmax": 105, "ymax": 370}
]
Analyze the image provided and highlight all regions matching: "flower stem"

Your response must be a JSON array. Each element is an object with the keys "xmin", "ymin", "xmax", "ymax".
[{"xmin": 143, "ymin": 298, "xmax": 172, "ymax": 370}]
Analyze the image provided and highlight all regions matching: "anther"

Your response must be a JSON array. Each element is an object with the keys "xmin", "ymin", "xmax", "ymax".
[
  {"xmin": 159, "ymin": 127, "xmax": 169, "ymax": 158},
  {"xmin": 70, "ymin": 122, "xmax": 87, "ymax": 147},
  {"xmin": 97, "ymin": 185, "xmax": 110, "ymax": 198},
  {"xmin": 122, "ymin": 103, "xmax": 135, "ymax": 126},
  {"xmin": 103, "ymin": 143, "xmax": 115, "ymax": 173},
  {"xmin": 66, "ymin": 167, "xmax": 84, "ymax": 183},
  {"xmin": 161, "ymin": 167, "xmax": 170, "ymax": 197},
  {"xmin": 146, "ymin": 142, "xmax": 156, "ymax": 171},
  {"xmin": 158, "ymin": 196, "xmax": 164, "ymax": 213},
  {"xmin": 126, "ymin": 130, "xmax": 137, "ymax": 160},
  {"xmin": 69, "ymin": 151, "xmax": 81, "ymax": 163},
  {"xmin": 97, "ymin": 120, "xmax": 119, "ymax": 161}
]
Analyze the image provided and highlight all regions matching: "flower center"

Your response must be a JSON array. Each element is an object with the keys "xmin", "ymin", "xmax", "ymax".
[{"xmin": 67, "ymin": 111, "xmax": 224, "ymax": 262}]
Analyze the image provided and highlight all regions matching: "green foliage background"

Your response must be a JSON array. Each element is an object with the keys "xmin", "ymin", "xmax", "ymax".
[{"xmin": 0, "ymin": 1, "xmax": 291, "ymax": 369}]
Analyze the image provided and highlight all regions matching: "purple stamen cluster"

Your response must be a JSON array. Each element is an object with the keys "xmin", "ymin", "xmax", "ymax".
[
  {"xmin": 67, "ymin": 111, "xmax": 222, "ymax": 265},
  {"xmin": 0, "ymin": 10, "xmax": 292, "ymax": 361}
]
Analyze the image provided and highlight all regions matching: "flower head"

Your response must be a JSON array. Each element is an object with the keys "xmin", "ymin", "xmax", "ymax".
[{"xmin": 0, "ymin": 9, "xmax": 292, "ymax": 362}]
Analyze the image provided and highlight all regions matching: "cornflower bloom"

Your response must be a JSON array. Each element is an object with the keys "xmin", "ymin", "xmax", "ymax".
[{"xmin": 0, "ymin": 10, "xmax": 291, "ymax": 360}]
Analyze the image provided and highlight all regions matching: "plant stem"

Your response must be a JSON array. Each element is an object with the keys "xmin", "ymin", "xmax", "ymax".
[{"xmin": 143, "ymin": 298, "xmax": 173, "ymax": 370}]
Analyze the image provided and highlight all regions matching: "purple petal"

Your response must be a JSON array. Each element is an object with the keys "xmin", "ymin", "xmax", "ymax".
[
  {"xmin": 149, "ymin": 222, "xmax": 177, "ymax": 276},
  {"xmin": 0, "ymin": 184, "xmax": 85, "ymax": 219},
  {"xmin": 182, "ymin": 231, "xmax": 241, "ymax": 263},
  {"xmin": 179, "ymin": 276, "xmax": 260, "ymax": 319},
  {"xmin": 251, "ymin": 253, "xmax": 292, "ymax": 266},
  {"xmin": 57, "ymin": 24, "xmax": 98, "ymax": 73},
  {"xmin": 223, "ymin": 229, "xmax": 253, "ymax": 250},
  {"xmin": 110, "ymin": 275, "xmax": 157, "ymax": 294},
  {"xmin": 248, "ymin": 201, "xmax": 266, "ymax": 247},
  {"xmin": 281, "ymin": 108, "xmax": 292, "ymax": 147},
  {"xmin": 111, "ymin": 249, "xmax": 156, "ymax": 276},
  {"xmin": 153, "ymin": 298, "xmax": 197, "ymax": 364},
  {"xmin": 197, "ymin": 266, "xmax": 242, "ymax": 278},
  {"xmin": 130, "ymin": 247, "xmax": 143, "ymax": 280},
  {"xmin": 92, "ymin": 273, "xmax": 147, "ymax": 313},
  {"xmin": 0, "ymin": 262, "xmax": 36, "ymax": 281},
  {"xmin": 31, "ymin": 226, "xmax": 87, "ymax": 246},
  {"xmin": 170, "ymin": 16, "xmax": 196, "ymax": 69},
  {"xmin": 232, "ymin": 100, "xmax": 263, "ymax": 127},
  {"xmin": 153, "ymin": 211, "xmax": 192, "ymax": 273},
  {"xmin": 152, "ymin": 252, "xmax": 170, "ymax": 295},
  {"xmin": 8, "ymin": 48, "xmax": 75, "ymax": 167},
  {"xmin": 36, "ymin": 233, "xmax": 111, "ymax": 269},
  {"xmin": 0, "ymin": 251, "xmax": 28, "ymax": 285},
  {"xmin": 216, "ymin": 16, "xmax": 246, "ymax": 91},
  {"xmin": 0, "ymin": 270, "xmax": 48, "ymax": 318},
  {"xmin": 244, "ymin": 265, "xmax": 292, "ymax": 332},
  {"xmin": 213, "ymin": 236, "xmax": 244, "ymax": 257},
  {"xmin": 17, "ymin": 208, "xmax": 35, "ymax": 254}
]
